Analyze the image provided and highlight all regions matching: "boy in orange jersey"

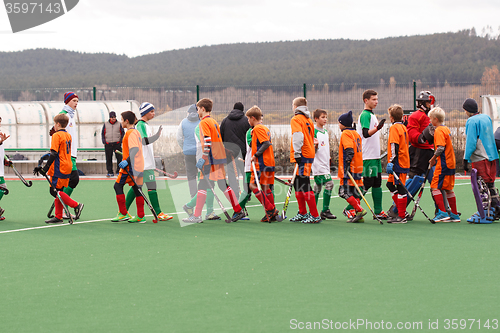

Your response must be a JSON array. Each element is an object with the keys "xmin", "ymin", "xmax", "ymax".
[
  {"xmin": 385, "ymin": 104, "xmax": 410, "ymax": 224},
  {"xmin": 33, "ymin": 114, "xmax": 84, "ymax": 224},
  {"xmin": 182, "ymin": 98, "xmax": 245, "ymax": 223},
  {"xmin": 338, "ymin": 110, "xmax": 366, "ymax": 223},
  {"xmin": 112, "ymin": 111, "xmax": 146, "ymax": 223},
  {"xmin": 289, "ymin": 97, "xmax": 321, "ymax": 224},
  {"xmin": 428, "ymin": 107, "xmax": 460, "ymax": 223},
  {"xmin": 246, "ymin": 106, "xmax": 282, "ymax": 222}
]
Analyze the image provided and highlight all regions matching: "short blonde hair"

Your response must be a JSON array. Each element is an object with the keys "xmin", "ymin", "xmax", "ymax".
[
  {"xmin": 428, "ymin": 107, "xmax": 445, "ymax": 123},
  {"xmin": 388, "ymin": 104, "xmax": 404, "ymax": 122},
  {"xmin": 293, "ymin": 97, "xmax": 307, "ymax": 108},
  {"xmin": 245, "ymin": 105, "xmax": 263, "ymax": 120}
]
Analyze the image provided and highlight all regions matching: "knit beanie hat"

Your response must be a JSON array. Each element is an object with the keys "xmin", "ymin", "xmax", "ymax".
[
  {"xmin": 338, "ymin": 110, "xmax": 353, "ymax": 127},
  {"xmin": 109, "ymin": 111, "xmax": 116, "ymax": 118},
  {"xmin": 463, "ymin": 98, "xmax": 478, "ymax": 114},
  {"xmin": 140, "ymin": 102, "xmax": 155, "ymax": 116},
  {"xmin": 64, "ymin": 91, "xmax": 78, "ymax": 104},
  {"xmin": 233, "ymin": 102, "xmax": 244, "ymax": 111},
  {"xmin": 187, "ymin": 104, "xmax": 197, "ymax": 114}
]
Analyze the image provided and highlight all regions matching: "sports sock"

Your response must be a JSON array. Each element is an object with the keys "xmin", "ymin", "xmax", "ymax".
[
  {"xmin": 431, "ymin": 189, "xmax": 446, "ymax": 212},
  {"xmin": 63, "ymin": 186, "xmax": 74, "ymax": 197},
  {"xmin": 253, "ymin": 189, "xmax": 273, "ymax": 211},
  {"xmin": 446, "ymin": 192, "xmax": 458, "ymax": 214},
  {"xmin": 0, "ymin": 191, "xmax": 4, "ymax": 202},
  {"xmin": 148, "ymin": 190, "xmax": 161, "ymax": 215},
  {"xmin": 265, "ymin": 189, "xmax": 275, "ymax": 208},
  {"xmin": 397, "ymin": 194, "xmax": 407, "ymax": 218},
  {"xmin": 59, "ymin": 191, "xmax": 78, "ymax": 208},
  {"xmin": 116, "ymin": 194, "xmax": 127, "ymax": 215},
  {"xmin": 206, "ymin": 189, "xmax": 215, "ymax": 213},
  {"xmin": 305, "ymin": 191, "xmax": 319, "ymax": 217},
  {"xmin": 238, "ymin": 191, "xmax": 250, "ymax": 209},
  {"xmin": 372, "ymin": 187, "xmax": 383, "ymax": 214},
  {"xmin": 295, "ymin": 191, "xmax": 307, "ymax": 215},
  {"xmin": 135, "ymin": 195, "xmax": 145, "ymax": 218},
  {"xmin": 125, "ymin": 187, "xmax": 136, "ymax": 211},
  {"xmin": 224, "ymin": 187, "xmax": 242, "ymax": 213},
  {"xmin": 194, "ymin": 190, "xmax": 207, "ymax": 217},
  {"xmin": 54, "ymin": 198, "xmax": 63, "ymax": 219},
  {"xmin": 186, "ymin": 193, "xmax": 197, "ymax": 209},
  {"xmin": 346, "ymin": 196, "xmax": 362, "ymax": 212},
  {"xmin": 323, "ymin": 189, "xmax": 332, "ymax": 212}
]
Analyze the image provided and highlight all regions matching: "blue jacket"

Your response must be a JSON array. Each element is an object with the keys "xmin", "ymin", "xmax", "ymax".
[
  {"xmin": 464, "ymin": 113, "xmax": 499, "ymax": 162},
  {"xmin": 177, "ymin": 113, "xmax": 200, "ymax": 156}
]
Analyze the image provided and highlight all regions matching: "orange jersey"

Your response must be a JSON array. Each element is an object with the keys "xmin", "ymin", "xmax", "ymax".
[
  {"xmin": 251, "ymin": 124, "xmax": 275, "ymax": 172},
  {"xmin": 290, "ymin": 114, "xmax": 315, "ymax": 163},
  {"xmin": 338, "ymin": 129, "xmax": 363, "ymax": 186},
  {"xmin": 388, "ymin": 122, "xmax": 410, "ymax": 173},
  {"xmin": 434, "ymin": 125, "xmax": 455, "ymax": 175},
  {"xmin": 199, "ymin": 115, "xmax": 226, "ymax": 165},
  {"xmin": 122, "ymin": 128, "xmax": 144, "ymax": 174},
  {"xmin": 48, "ymin": 129, "xmax": 72, "ymax": 179}
]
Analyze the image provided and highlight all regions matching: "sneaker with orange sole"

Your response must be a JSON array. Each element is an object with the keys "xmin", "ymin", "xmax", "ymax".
[{"xmin": 158, "ymin": 212, "xmax": 173, "ymax": 221}]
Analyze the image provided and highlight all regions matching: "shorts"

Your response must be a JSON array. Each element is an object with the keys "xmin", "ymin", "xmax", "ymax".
[
  {"xmin": 339, "ymin": 184, "xmax": 362, "ymax": 200},
  {"xmin": 314, "ymin": 174, "xmax": 332, "ymax": 185},
  {"xmin": 143, "ymin": 169, "xmax": 156, "ymax": 183},
  {"xmin": 298, "ymin": 162, "xmax": 312, "ymax": 177},
  {"xmin": 388, "ymin": 173, "xmax": 407, "ymax": 186},
  {"xmin": 116, "ymin": 170, "xmax": 143, "ymax": 187},
  {"xmin": 362, "ymin": 159, "xmax": 382, "ymax": 178},
  {"xmin": 409, "ymin": 146, "xmax": 434, "ymax": 177},
  {"xmin": 430, "ymin": 173, "xmax": 455, "ymax": 190},
  {"xmin": 71, "ymin": 157, "xmax": 77, "ymax": 171},
  {"xmin": 50, "ymin": 175, "xmax": 69, "ymax": 189},
  {"xmin": 472, "ymin": 159, "xmax": 498, "ymax": 184},
  {"xmin": 200, "ymin": 164, "xmax": 226, "ymax": 181},
  {"xmin": 250, "ymin": 170, "xmax": 274, "ymax": 185}
]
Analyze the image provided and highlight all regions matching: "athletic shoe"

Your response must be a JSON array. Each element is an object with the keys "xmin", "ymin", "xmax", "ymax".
[
  {"xmin": 206, "ymin": 211, "xmax": 221, "ymax": 220},
  {"xmin": 45, "ymin": 217, "xmax": 63, "ymax": 224},
  {"xmin": 240, "ymin": 209, "xmax": 250, "ymax": 220},
  {"xmin": 320, "ymin": 209, "xmax": 337, "ymax": 220},
  {"xmin": 290, "ymin": 212, "xmax": 309, "ymax": 222},
  {"xmin": 302, "ymin": 214, "xmax": 322, "ymax": 224},
  {"xmin": 106, "ymin": 173, "xmax": 113, "ymax": 178},
  {"xmin": 158, "ymin": 212, "xmax": 173, "ymax": 221},
  {"xmin": 183, "ymin": 204, "xmax": 194, "ymax": 216},
  {"xmin": 0, "ymin": 216, "xmax": 5, "ymax": 221},
  {"xmin": 129, "ymin": 216, "xmax": 147, "ymax": 223},
  {"xmin": 231, "ymin": 210, "xmax": 246, "ymax": 222},
  {"xmin": 374, "ymin": 211, "xmax": 389, "ymax": 220},
  {"xmin": 433, "ymin": 210, "xmax": 450, "ymax": 222},
  {"xmin": 387, "ymin": 216, "xmax": 407, "ymax": 224},
  {"xmin": 74, "ymin": 203, "xmax": 84, "ymax": 220},
  {"xmin": 260, "ymin": 214, "xmax": 270, "ymax": 223},
  {"xmin": 387, "ymin": 206, "xmax": 398, "ymax": 219},
  {"xmin": 342, "ymin": 208, "xmax": 356, "ymax": 219},
  {"xmin": 0, "ymin": 207, "xmax": 5, "ymax": 217},
  {"xmin": 348, "ymin": 209, "xmax": 367, "ymax": 223},
  {"xmin": 263, "ymin": 208, "xmax": 283, "ymax": 223},
  {"xmin": 449, "ymin": 212, "xmax": 460, "ymax": 223},
  {"xmin": 182, "ymin": 215, "xmax": 203, "ymax": 223},
  {"xmin": 111, "ymin": 212, "xmax": 132, "ymax": 222}
]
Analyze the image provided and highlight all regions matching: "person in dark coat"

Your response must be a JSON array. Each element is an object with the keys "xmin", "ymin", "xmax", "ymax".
[{"xmin": 220, "ymin": 102, "xmax": 251, "ymax": 195}]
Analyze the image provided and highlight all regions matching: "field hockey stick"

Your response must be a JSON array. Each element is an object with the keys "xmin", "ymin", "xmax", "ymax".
[
  {"xmin": 251, "ymin": 160, "xmax": 262, "ymax": 192},
  {"xmin": 380, "ymin": 151, "xmax": 388, "ymax": 160},
  {"xmin": 5, "ymin": 155, "xmax": 32, "ymax": 187},
  {"xmin": 392, "ymin": 171, "xmax": 435, "ymax": 224},
  {"xmin": 154, "ymin": 168, "xmax": 178, "ymax": 179},
  {"xmin": 282, "ymin": 163, "xmax": 299, "ymax": 219},
  {"xmin": 121, "ymin": 165, "xmax": 158, "ymax": 223},
  {"xmin": 347, "ymin": 171, "xmax": 383, "ymax": 224},
  {"xmin": 274, "ymin": 176, "xmax": 292, "ymax": 186},
  {"xmin": 42, "ymin": 173, "xmax": 74, "ymax": 224},
  {"xmin": 198, "ymin": 166, "xmax": 232, "ymax": 223},
  {"xmin": 409, "ymin": 165, "xmax": 432, "ymax": 220}
]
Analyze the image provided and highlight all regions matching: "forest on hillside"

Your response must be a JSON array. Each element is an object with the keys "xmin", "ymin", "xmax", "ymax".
[{"xmin": 0, "ymin": 29, "xmax": 500, "ymax": 89}]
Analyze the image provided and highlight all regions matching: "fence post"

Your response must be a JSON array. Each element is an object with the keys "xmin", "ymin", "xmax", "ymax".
[
  {"xmin": 93, "ymin": 86, "xmax": 96, "ymax": 101},
  {"xmin": 303, "ymin": 83, "xmax": 307, "ymax": 98},
  {"xmin": 413, "ymin": 81, "xmax": 416, "ymax": 111},
  {"xmin": 196, "ymin": 85, "xmax": 200, "ymax": 102}
]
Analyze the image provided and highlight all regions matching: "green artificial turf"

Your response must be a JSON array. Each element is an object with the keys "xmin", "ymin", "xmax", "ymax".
[{"xmin": 0, "ymin": 178, "xmax": 498, "ymax": 332}]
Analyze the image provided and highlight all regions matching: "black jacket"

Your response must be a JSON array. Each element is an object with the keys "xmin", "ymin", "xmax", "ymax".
[{"xmin": 220, "ymin": 108, "xmax": 251, "ymax": 159}]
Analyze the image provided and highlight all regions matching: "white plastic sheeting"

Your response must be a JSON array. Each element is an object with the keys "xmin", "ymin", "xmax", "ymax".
[
  {"xmin": 482, "ymin": 95, "xmax": 500, "ymax": 129},
  {"xmin": 0, "ymin": 100, "xmax": 140, "ymax": 149}
]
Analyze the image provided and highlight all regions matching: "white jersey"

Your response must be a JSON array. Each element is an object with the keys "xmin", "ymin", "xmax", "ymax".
[
  {"xmin": 136, "ymin": 120, "xmax": 155, "ymax": 171},
  {"xmin": 244, "ymin": 128, "xmax": 252, "ymax": 172},
  {"xmin": 0, "ymin": 141, "xmax": 4, "ymax": 177},
  {"xmin": 357, "ymin": 109, "xmax": 380, "ymax": 160},
  {"xmin": 312, "ymin": 127, "xmax": 330, "ymax": 176},
  {"xmin": 61, "ymin": 109, "xmax": 78, "ymax": 158}
]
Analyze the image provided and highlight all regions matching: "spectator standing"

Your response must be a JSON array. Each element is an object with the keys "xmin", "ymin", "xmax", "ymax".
[
  {"xmin": 101, "ymin": 111, "xmax": 124, "ymax": 177},
  {"xmin": 177, "ymin": 104, "xmax": 200, "ymax": 198}
]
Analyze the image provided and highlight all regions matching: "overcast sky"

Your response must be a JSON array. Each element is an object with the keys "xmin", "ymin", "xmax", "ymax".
[{"xmin": 1, "ymin": 0, "xmax": 500, "ymax": 57}]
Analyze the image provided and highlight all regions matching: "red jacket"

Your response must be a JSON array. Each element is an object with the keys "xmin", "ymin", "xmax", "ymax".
[{"xmin": 407, "ymin": 110, "xmax": 433, "ymax": 149}]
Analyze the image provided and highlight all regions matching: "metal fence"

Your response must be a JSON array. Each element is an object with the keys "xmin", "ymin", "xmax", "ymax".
[{"xmin": 1, "ymin": 81, "xmax": 499, "ymax": 124}]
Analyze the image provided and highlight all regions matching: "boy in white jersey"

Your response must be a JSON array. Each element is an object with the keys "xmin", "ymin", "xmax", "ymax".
[
  {"xmin": 312, "ymin": 109, "xmax": 336, "ymax": 220},
  {"xmin": 356, "ymin": 89, "xmax": 387, "ymax": 220},
  {"xmin": 124, "ymin": 102, "xmax": 173, "ymax": 221},
  {"xmin": 0, "ymin": 117, "xmax": 10, "ymax": 220}
]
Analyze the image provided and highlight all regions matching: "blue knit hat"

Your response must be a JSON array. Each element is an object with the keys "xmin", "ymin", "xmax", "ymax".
[
  {"xmin": 338, "ymin": 110, "xmax": 353, "ymax": 127},
  {"xmin": 187, "ymin": 104, "xmax": 197, "ymax": 114},
  {"xmin": 140, "ymin": 102, "xmax": 155, "ymax": 116}
]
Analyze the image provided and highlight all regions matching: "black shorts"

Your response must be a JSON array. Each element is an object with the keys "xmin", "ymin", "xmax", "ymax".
[
  {"xmin": 409, "ymin": 146, "xmax": 434, "ymax": 178},
  {"xmin": 339, "ymin": 184, "xmax": 362, "ymax": 200}
]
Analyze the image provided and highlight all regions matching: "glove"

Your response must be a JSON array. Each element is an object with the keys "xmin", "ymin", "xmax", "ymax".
[
  {"xmin": 118, "ymin": 160, "xmax": 128, "ymax": 170},
  {"xmin": 33, "ymin": 166, "xmax": 46, "ymax": 176},
  {"xmin": 463, "ymin": 159, "xmax": 469, "ymax": 173},
  {"xmin": 422, "ymin": 124, "xmax": 435, "ymax": 145},
  {"xmin": 294, "ymin": 156, "xmax": 302, "ymax": 164},
  {"xmin": 4, "ymin": 159, "xmax": 12, "ymax": 167},
  {"xmin": 196, "ymin": 158, "xmax": 206, "ymax": 170},
  {"xmin": 376, "ymin": 118, "xmax": 386, "ymax": 131},
  {"xmin": 49, "ymin": 126, "xmax": 55, "ymax": 136},
  {"xmin": 386, "ymin": 162, "xmax": 394, "ymax": 174}
]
